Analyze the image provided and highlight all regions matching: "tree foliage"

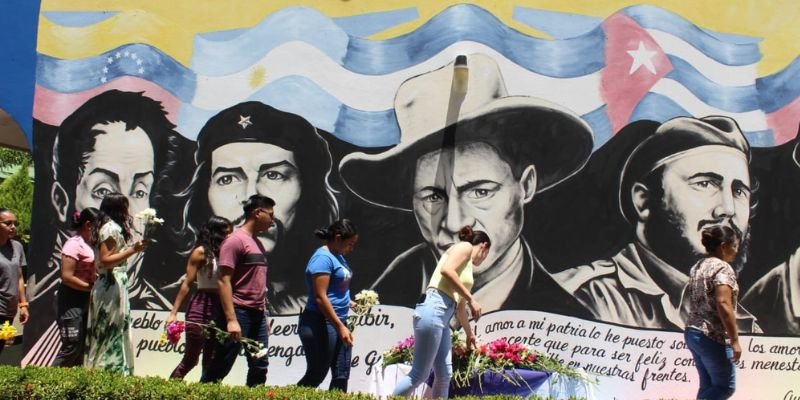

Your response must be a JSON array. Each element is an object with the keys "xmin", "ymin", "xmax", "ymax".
[
  {"xmin": 0, "ymin": 157, "xmax": 33, "ymax": 242},
  {"xmin": 0, "ymin": 148, "xmax": 32, "ymax": 170}
]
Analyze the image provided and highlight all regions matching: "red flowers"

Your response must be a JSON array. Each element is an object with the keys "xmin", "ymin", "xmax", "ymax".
[
  {"xmin": 474, "ymin": 338, "xmax": 536, "ymax": 369},
  {"xmin": 165, "ymin": 321, "xmax": 185, "ymax": 345},
  {"xmin": 384, "ymin": 334, "xmax": 587, "ymax": 389}
]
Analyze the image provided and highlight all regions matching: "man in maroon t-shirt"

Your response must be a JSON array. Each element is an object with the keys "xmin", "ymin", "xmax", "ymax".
[{"xmin": 201, "ymin": 194, "xmax": 275, "ymax": 386}]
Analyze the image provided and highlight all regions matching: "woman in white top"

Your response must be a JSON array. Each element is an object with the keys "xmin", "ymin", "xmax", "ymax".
[
  {"xmin": 393, "ymin": 226, "xmax": 490, "ymax": 398},
  {"xmin": 166, "ymin": 216, "xmax": 232, "ymax": 379}
]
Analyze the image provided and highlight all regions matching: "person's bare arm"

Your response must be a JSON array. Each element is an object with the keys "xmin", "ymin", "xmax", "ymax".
[
  {"xmin": 60, "ymin": 255, "xmax": 91, "ymax": 292},
  {"xmin": 715, "ymin": 284, "xmax": 741, "ymax": 362},
  {"xmin": 440, "ymin": 242, "xmax": 482, "ymax": 321},
  {"xmin": 17, "ymin": 266, "xmax": 28, "ymax": 324},
  {"xmin": 167, "ymin": 247, "xmax": 204, "ymax": 325},
  {"xmin": 311, "ymin": 273, "xmax": 353, "ymax": 346},
  {"xmin": 456, "ymin": 298, "xmax": 476, "ymax": 350},
  {"xmin": 218, "ymin": 268, "xmax": 240, "ymax": 341},
  {"xmin": 97, "ymin": 238, "xmax": 145, "ymax": 269}
]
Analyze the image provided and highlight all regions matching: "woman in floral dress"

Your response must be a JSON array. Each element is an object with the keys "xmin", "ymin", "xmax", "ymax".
[{"xmin": 84, "ymin": 193, "xmax": 146, "ymax": 375}]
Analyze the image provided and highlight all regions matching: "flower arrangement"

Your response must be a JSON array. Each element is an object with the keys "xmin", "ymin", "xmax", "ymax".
[
  {"xmin": 160, "ymin": 321, "xmax": 185, "ymax": 345},
  {"xmin": 162, "ymin": 320, "xmax": 267, "ymax": 359},
  {"xmin": 383, "ymin": 334, "xmax": 590, "ymax": 390},
  {"xmin": 0, "ymin": 321, "xmax": 17, "ymax": 343},
  {"xmin": 348, "ymin": 289, "xmax": 380, "ymax": 331},
  {"xmin": 382, "ymin": 336, "xmax": 415, "ymax": 367},
  {"xmin": 134, "ymin": 208, "xmax": 164, "ymax": 242}
]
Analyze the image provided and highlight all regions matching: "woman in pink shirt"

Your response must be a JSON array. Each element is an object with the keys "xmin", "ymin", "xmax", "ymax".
[{"xmin": 52, "ymin": 208, "xmax": 99, "ymax": 367}]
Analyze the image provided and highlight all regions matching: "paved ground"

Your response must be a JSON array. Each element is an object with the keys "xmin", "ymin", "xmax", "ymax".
[{"xmin": 0, "ymin": 337, "xmax": 23, "ymax": 366}]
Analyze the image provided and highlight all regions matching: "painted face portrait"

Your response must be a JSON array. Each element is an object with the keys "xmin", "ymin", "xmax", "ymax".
[
  {"xmin": 207, "ymin": 142, "xmax": 301, "ymax": 252},
  {"xmin": 73, "ymin": 122, "xmax": 155, "ymax": 221},
  {"xmin": 49, "ymin": 90, "xmax": 178, "ymax": 230},
  {"xmin": 660, "ymin": 147, "xmax": 750, "ymax": 252},
  {"xmin": 412, "ymin": 142, "xmax": 534, "ymax": 274},
  {"xmin": 641, "ymin": 147, "xmax": 751, "ymax": 271},
  {"xmin": 39, "ymin": 89, "xmax": 179, "ymax": 309}
]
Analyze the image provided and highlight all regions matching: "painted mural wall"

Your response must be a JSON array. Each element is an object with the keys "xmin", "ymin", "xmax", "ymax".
[{"xmin": 15, "ymin": 1, "xmax": 800, "ymax": 399}]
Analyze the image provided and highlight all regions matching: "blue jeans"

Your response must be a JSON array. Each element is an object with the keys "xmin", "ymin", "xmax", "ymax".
[
  {"xmin": 296, "ymin": 308, "xmax": 352, "ymax": 391},
  {"xmin": 684, "ymin": 328, "xmax": 735, "ymax": 400},
  {"xmin": 393, "ymin": 288, "xmax": 456, "ymax": 398},
  {"xmin": 201, "ymin": 306, "xmax": 269, "ymax": 386}
]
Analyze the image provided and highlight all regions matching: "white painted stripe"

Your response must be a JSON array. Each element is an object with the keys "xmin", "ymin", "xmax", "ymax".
[
  {"xmin": 650, "ymin": 79, "xmax": 767, "ymax": 131},
  {"xmin": 21, "ymin": 321, "xmax": 60, "ymax": 367},
  {"xmin": 192, "ymin": 40, "xmax": 604, "ymax": 115},
  {"xmin": 647, "ymin": 30, "xmax": 757, "ymax": 87}
]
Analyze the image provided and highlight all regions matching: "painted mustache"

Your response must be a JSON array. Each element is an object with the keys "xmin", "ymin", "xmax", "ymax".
[{"xmin": 696, "ymin": 219, "xmax": 744, "ymax": 239}]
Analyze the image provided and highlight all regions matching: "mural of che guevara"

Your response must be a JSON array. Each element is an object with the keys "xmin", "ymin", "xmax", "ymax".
[
  {"xmin": 339, "ymin": 53, "xmax": 593, "ymax": 316},
  {"xmin": 551, "ymin": 116, "xmax": 762, "ymax": 333},
  {"xmin": 177, "ymin": 101, "xmax": 339, "ymax": 315}
]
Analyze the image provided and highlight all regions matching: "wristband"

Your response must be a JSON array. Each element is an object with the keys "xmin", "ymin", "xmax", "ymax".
[{"xmin": 18, "ymin": 302, "xmax": 28, "ymax": 308}]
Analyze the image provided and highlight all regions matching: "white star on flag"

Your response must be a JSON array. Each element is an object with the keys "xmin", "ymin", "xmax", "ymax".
[
  {"xmin": 100, "ymin": 76, "xmax": 107, "ymax": 83},
  {"xmin": 138, "ymin": 67, "xmax": 144, "ymax": 74},
  {"xmin": 238, "ymin": 115, "xmax": 253, "ymax": 129},
  {"xmin": 124, "ymin": 51, "xmax": 130, "ymax": 57},
  {"xmin": 107, "ymin": 57, "xmax": 113, "ymax": 64},
  {"xmin": 627, "ymin": 41, "xmax": 657, "ymax": 74},
  {"xmin": 115, "ymin": 52, "xmax": 121, "ymax": 59},
  {"xmin": 102, "ymin": 67, "xmax": 108, "ymax": 73},
  {"xmin": 136, "ymin": 59, "xmax": 143, "ymax": 65}
]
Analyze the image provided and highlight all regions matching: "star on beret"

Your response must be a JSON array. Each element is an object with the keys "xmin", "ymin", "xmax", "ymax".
[{"xmin": 238, "ymin": 115, "xmax": 253, "ymax": 129}]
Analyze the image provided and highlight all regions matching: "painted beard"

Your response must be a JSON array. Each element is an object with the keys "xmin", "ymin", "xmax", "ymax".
[{"xmin": 643, "ymin": 199, "xmax": 751, "ymax": 274}]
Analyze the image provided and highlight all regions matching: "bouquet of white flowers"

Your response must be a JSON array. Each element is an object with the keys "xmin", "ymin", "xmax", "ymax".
[
  {"xmin": 348, "ymin": 289, "xmax": 380, "ymax": 331},
  {"xmin": 135, "ymin": 208, "xmax": 164, "ymax": 243}
]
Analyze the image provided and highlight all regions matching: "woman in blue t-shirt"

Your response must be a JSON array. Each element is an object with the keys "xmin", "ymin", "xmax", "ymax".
[{"xmin": 297, "ymin": 219, "xmax": 359, "ymax": 391}]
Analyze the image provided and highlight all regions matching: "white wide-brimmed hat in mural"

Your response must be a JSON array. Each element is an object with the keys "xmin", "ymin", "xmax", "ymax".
[{"xmin": 339, "ymin": 53, "xmax": 594, "ymax": 211}]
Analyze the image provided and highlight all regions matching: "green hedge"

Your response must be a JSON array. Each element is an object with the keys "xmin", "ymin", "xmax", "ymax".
[{"xmin": 0, "ymin": 366, "xmax": 585, "ymax": 399}]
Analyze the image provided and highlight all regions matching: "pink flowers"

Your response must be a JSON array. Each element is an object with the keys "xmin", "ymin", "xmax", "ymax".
[
  {"xmin": 396, "ymin": 336, "xmax": 414, "ymax": 350},
  {"xmin": 475, "ymin": 338, "xmax": 533, "ymax": 369},
  {"xmin": 165, "ymin": 321, "xmax": 185, "ymax": 345},
  {"xmin": 384, "ymin": 334, "xmax": 587, "ymax": 389},
  {"xmin": 382, "ymin": 336, "xmax": 415, "ymax": 366}
]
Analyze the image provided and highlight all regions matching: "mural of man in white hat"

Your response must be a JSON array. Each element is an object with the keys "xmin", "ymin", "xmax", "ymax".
[
  {"xmin": 339, "ymin": 54, "xmax": 594, "ymax": 314},
  {"xmin": 552, "ymin": 116, "xmax": 761, "ymax": 332}
]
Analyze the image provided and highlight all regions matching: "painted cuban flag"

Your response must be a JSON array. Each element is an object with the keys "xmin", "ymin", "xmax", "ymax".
[
  {"xmin": 758, "ymin": 56, "xmax": 800, "ymax": 144},
  {"xmin": 517, "ymin": 4, "xmax": 772, "ymax": 146}
]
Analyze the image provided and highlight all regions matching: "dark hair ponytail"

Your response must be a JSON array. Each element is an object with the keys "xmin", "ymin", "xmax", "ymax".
[
  {"xmin": 458, "ymin": 226, "xmax": 491, "ymax": 246},
  {"xmin": 314, "ymin": 219, "xmax": 357, "ymax": 241},
  {"xmin": 71, "ymin": 207, "xmax": 100, "ymax": 230},
  {"xmin": 701, "ymin": 225, "xmax": 738, "ymax": 253}
]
